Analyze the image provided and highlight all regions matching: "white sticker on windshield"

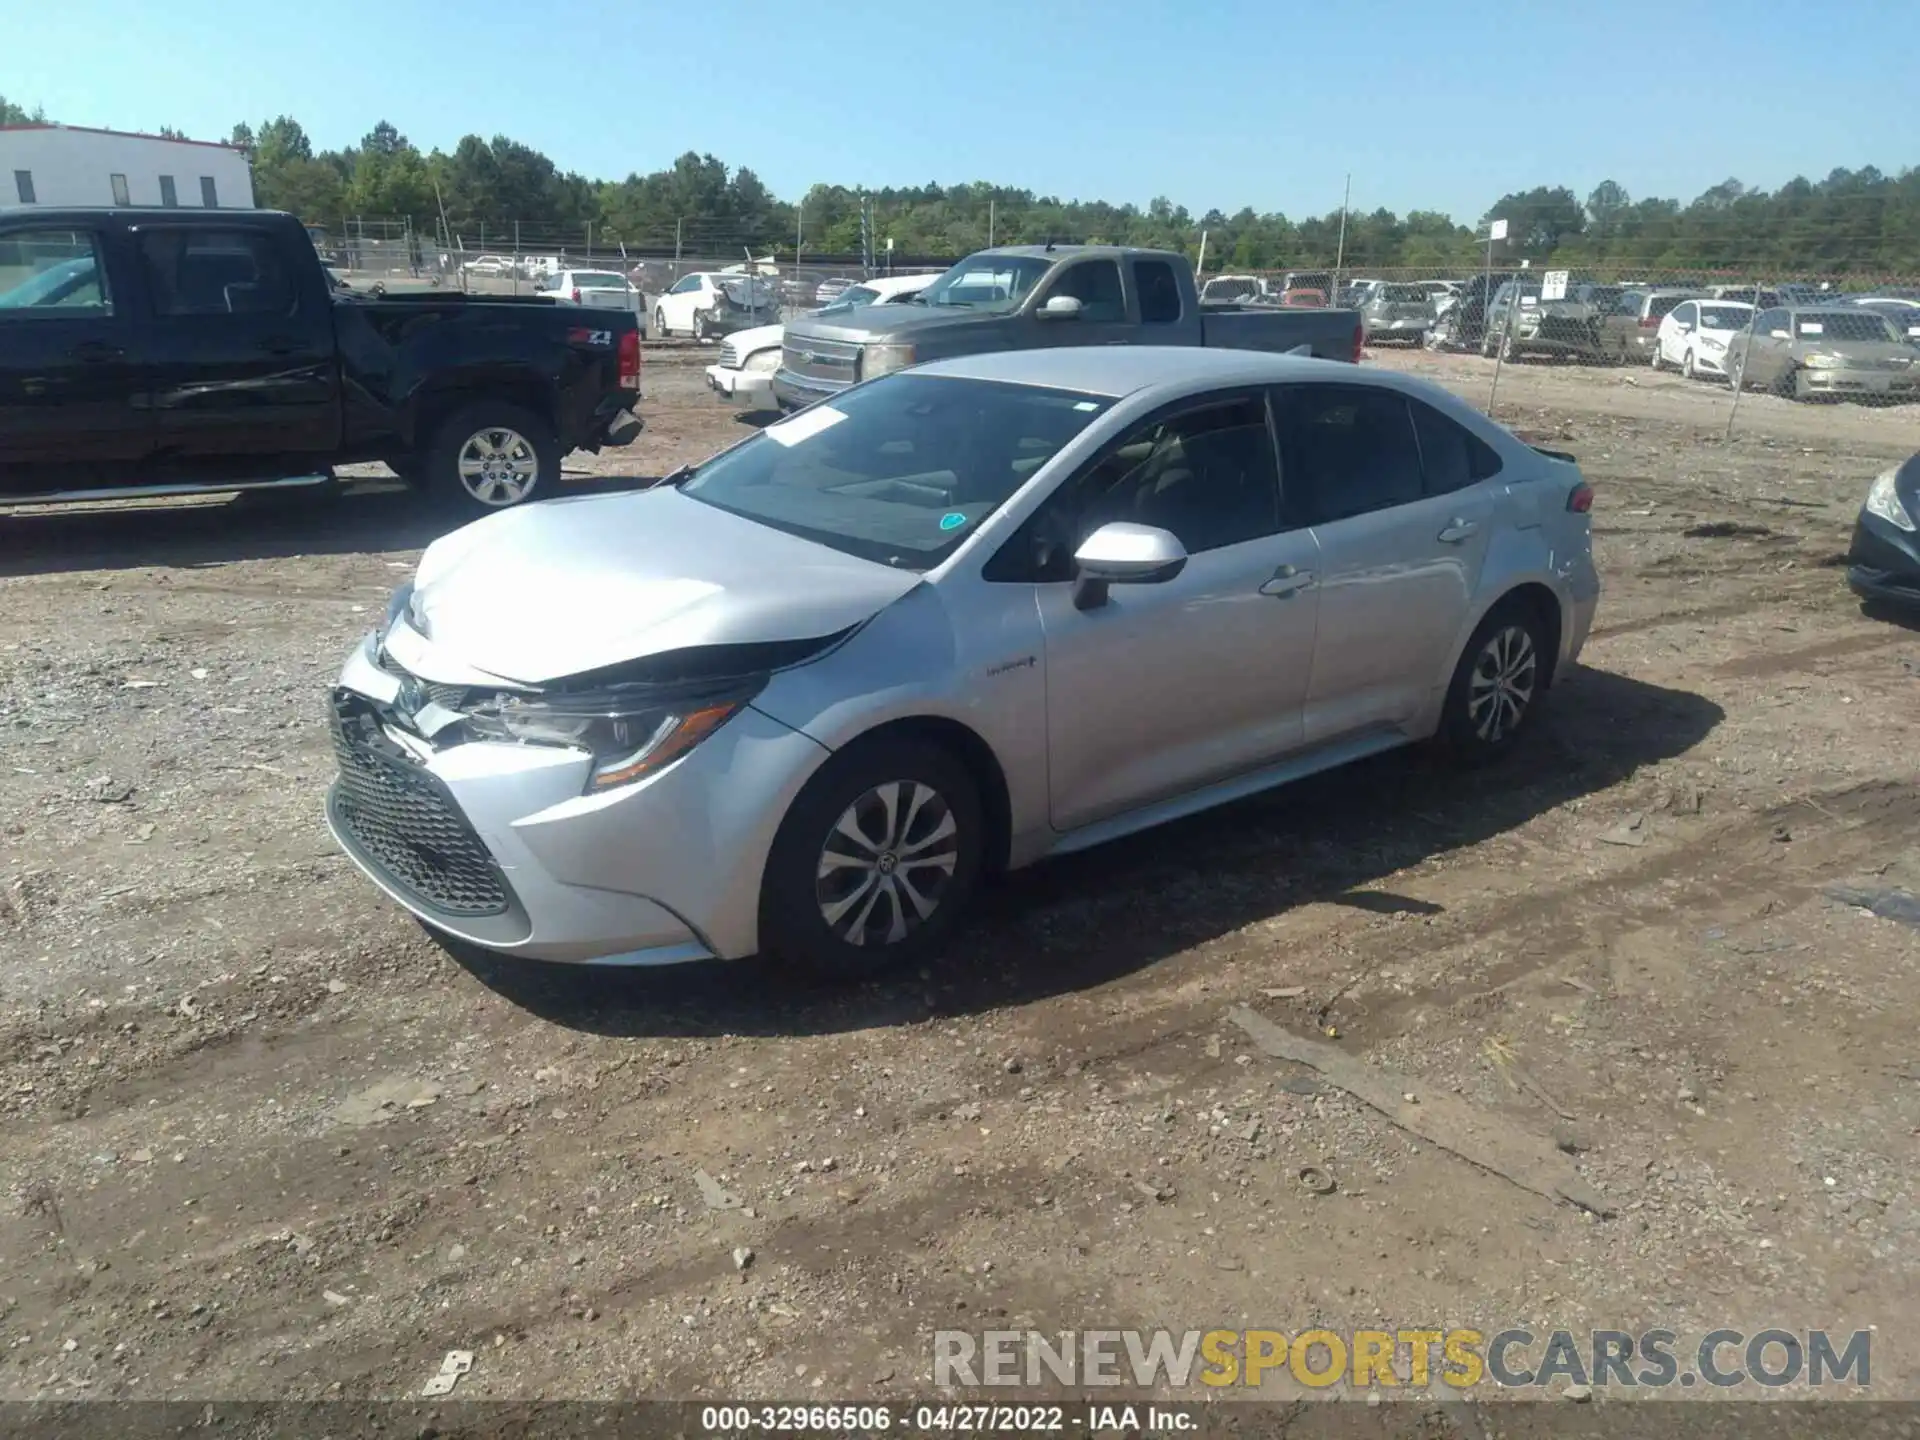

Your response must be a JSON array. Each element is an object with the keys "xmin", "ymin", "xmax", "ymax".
[
  {"xmin": 1799, "ymin": 323, "xmax": 1823, "ymax": 336},
  {"xmin": 765, "ymin": 405, "xmax": 849, "ymax": 447},
  {"xmin": 1908, "ymin": 325, "xmax": 1920, "ymax": 336},
  {"xmin": 1074, "ymin": 401, "xmax": 1100, "ymax": 411}
]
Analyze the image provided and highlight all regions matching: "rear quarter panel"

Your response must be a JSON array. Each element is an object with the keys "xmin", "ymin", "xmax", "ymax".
[
  {"xmin": 334, "ymin": 300, "xmax": 636, "ymax": 453},
  {"xmin": 1199, "ymin": 307, "xmax": 1361, "ymax": 360}
]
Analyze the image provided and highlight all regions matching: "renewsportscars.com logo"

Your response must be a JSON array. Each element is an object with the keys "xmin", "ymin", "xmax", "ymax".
[{"xmin": 933, "ymin": 1327, "xmax": 1873, "ymax": 1391}]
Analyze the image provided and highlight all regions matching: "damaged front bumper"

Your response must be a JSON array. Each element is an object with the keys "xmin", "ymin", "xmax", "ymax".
[{"xmin": 324, "ymin": 631, "xmax": 827, "ymax": 964}]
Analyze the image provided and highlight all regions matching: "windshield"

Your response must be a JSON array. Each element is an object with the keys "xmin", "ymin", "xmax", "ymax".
[
  {"xmin": 1379, "ymin": 284, "xmax": 1428, "ymax": 303},
  {"xmin": 1796, "ymin": 312, "xmax": 1897, "ymax": 343},
  {"xmin": 680, "ymin": 373, "xmax": 1113, "ymax": 569},
  {"xmin": 573, "ymin": 272, "xmax": 629, "ymax": 288},
  {"xmin": 1697, "ymin": 304, "xmax": 1753, "ymax": 330},
  {"xmin": 919, "ymin": 253, "xmax": 1056, "ymax": 312},
  {"xmin": 0, "ymin": 256, "xmax": 105, "ymax": 310}
]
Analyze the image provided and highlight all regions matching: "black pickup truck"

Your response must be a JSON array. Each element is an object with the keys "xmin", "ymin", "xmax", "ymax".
[{"xmin": 0, "ymin": 208, "xmax": 641, "ymax": 515}]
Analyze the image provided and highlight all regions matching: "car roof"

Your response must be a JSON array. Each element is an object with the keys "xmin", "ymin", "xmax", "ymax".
[
  {"xmin": 973, "ymin": 243, "xmax": 1180, "ymax": 261},
  {"xmin": 856, "ymin": 273, "xmax": 937, "ymax": 296},
  {"xmin": 914, "ymin": 346, "xmax": 1370, "ymax": 399}
]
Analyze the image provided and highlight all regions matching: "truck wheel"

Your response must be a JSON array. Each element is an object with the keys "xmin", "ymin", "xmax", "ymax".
[{"xmin": 427, "ymin": 402, "xmax": 559, "ymax": 517}]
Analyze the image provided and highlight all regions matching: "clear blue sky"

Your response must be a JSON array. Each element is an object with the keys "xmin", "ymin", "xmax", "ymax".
[{"xmin": 7, "ymin": 0, "xmax": 1916, "ymax": 222}]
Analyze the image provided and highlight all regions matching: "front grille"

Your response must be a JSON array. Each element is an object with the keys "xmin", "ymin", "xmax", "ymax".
[
  {"xmin": 716, "ymin": 339, "xmax": 741, "ymax": 369},
  {"xmin": 781, "ymin": 336, "xmax": 861, "ymax": 383},
  {"xmin": 328, "ymin": 691, "xmax": 509, "ymax": 918}
]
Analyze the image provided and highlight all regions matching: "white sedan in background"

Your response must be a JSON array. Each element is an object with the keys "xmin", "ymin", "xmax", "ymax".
[
  {"xmin": 543, "ymin": 269, "xmax": 648, "ymax": 334},
  {"xmin": 706, "ymin": 272, "xmax": 939, "ymax": 412},
  {"xmin": 1653, "ymin": 299, "xmax": 1755, "ymax": 380}
]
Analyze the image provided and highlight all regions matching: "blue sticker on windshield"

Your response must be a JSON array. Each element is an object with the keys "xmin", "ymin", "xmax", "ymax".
[{"xmin": 939, "ymin": 511, "xmax": 968, "ymax": 532}]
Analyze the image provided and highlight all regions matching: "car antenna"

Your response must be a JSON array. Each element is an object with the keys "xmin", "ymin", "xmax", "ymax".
[{"xmin": 1044, "ymin": 238, "xmax": 1055, "ymax": 252}]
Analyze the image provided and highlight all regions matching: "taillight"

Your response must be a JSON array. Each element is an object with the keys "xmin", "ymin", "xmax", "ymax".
[
  {"xmin": 1567, "ymin": 481, "xmax": 1594, "ymax": 513},
  {"xmin": 571, "ymin": 287, "xmax": 582, "ymax": 304},
  {"xmin": 1351, "ymin": 322, "xmax": 1364, "ymax": 363},
  {"xmin": 1638, "ymin": 316, "xmax": 1659, "ymax": 328},
  {"xmin": 618, "ymin": 329, "xmax": 642, "ymax": 390}
]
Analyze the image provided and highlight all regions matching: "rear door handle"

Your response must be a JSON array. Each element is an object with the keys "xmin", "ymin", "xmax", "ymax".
[
  {"xmin": 71, "ymin": 341, "xmax": 125, "ymax": 363},
  {"xmin": 1260, "ymin": 565, "xmax": 1315, "ymax": 597},
  {"xmin": 1436, "ymin": 519, "xmax": 1480, "ymax": 544},
  {"xmin": 259, "ymin": 335, "xmax": 301, "ymax": 355}
]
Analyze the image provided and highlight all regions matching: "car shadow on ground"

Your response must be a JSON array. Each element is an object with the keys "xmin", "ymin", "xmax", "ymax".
[
  {"xmin": 446, "ymin": 665, "xmax": 1724, "ymax": 1038},
  {"xmin": 0, "ymin": 471, "xmax": 659, "ymax": 579}
]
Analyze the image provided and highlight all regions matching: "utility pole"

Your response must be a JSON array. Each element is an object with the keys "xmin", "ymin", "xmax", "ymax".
[
  {"xmin": 988, "ymin": 198, "xmax": 995, "ymax": 248},
  {"xmin": 674, "ymin": 216, "xmax": 683, "ymax": 282},
  {"xmin": 794, "ymin": 200, "xmax": 804, "ymax": 313},
  {"xmin": 1332, "ymin": 172, "xmax": 1351, "ymax": 301}
]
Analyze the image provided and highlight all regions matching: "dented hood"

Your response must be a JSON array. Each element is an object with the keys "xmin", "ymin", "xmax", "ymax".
[{"xmin": 404, "ymin": 488, "xmax": 921, "ymax": 685}]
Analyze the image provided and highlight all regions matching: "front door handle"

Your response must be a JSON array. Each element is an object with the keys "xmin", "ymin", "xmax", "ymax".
[
  {"xmin": 1436, "ymin": 518, "xmax": 1480, "ymax": 544},
  {"xmin": 259, "ymin": 335, "xmax": 301, "ymax": 355},
  {"xmin": 71, "ymin": 341, "xmax": 125, "ymax": 364},
  {"xmin": 1260, "ymin": 565, "xmax": 1315, "ymax": 597}
]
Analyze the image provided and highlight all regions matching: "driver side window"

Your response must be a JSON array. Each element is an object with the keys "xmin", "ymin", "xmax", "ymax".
[{"xmin": 1045, "ymin": 260, "xmax": 1126, "ymax": 322}]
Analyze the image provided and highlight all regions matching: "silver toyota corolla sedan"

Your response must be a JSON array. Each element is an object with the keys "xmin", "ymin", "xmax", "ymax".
[{"xmin": 327, "ymin": 348, "xmax": 1599, "ymax": 980}]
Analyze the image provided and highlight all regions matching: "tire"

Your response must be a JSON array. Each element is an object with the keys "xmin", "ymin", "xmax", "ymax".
[
  {"xmin": 1729, "ymin": 354, "xmax": 1747, "ymax": 390},
  {"xmin": 1499, "ymin": 331, "xmax": 1519, "ymax": 363},
  {"xmin": 1773, "ymin": 365, "xmax": 1799, "ymax": 400},
  {"xmin": 693, "ymin": 311, "xmax": 710, "ymax": 341},
  {"xmin": 1648, "ymin": 342, "xmax": 1665, "ymax": 371},
  {"xmin": 1407, "ymin": 330, "xmax": 1425, "ymax": 349},
  {"xmin": 424, "ymin": 401, "xmax": 560, "ymax": 518},
  {"xmin": 1437, "ymin": 600, "xmax": 1552, "ymax": 764},
  {"xmin": 759, "ymin": 737, "xmax": 985, "ymax": 983},
  {"xmin": 1681, "ymin": 348, "xmax": 1697, "ymax": 381},
  {"xmin": 653, "ymin": 307, "xmax": 668, "ymax": 338}
]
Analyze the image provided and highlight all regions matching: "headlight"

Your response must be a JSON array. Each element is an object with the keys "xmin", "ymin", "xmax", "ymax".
[
  {"xmin": 465, "ymin": 689, "xmax": 752, "ymax": 792},
  {"xmin": 1801, "ymin": 352, "xmax": 1843, "ymax": 368},
  {"xmin": 1865, "ymin": 467, "xmax": 1915, "ymax": 532},
  {"xmin": 860, "ymin": 341, "xmax": 917, "ymax": 379},
  {"xmin": 745, "ymin": 348, "xmax": 781, "ymax": 374}
]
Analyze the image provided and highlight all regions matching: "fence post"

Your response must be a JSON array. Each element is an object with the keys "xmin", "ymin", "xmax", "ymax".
[
  {"xmin": 1724, "ymin": 280, "xmax": 1769, "ymax": 441},
  {"xmin": 1487, "ymin": 271, "xmax": 1519, "ymax": 414}
]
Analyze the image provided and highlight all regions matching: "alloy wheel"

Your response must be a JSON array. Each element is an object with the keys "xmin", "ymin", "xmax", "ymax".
[
  {"xmin": 1466, "ymin": 624, "xmax": 1538, "ymax": 744},
  {"xmin": 456, "ymin": 427, "xmax": 539, "ymax": 507},
  {"xmin": 815, "ymin": 780, "xmax": 959, "ymax": 947}
]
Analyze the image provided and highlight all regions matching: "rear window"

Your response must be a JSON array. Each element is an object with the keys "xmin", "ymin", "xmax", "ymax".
[
  {"xmin": 1796, "ymin": 311, "xmax": 1897, "ymax": 342},
  {"xmin": 1380, "ymin": 284, "xmax": 1428, "ymax": 302},
  {"xmin": 1647, "ymin": 294, "xmax": 1692, "ymax": 321},
  {"xmin": 1697, "ymin": 304, "xmax": 1752, "ymax": 330},
  {"xmin": 573, "ymin": 272, "xmax": 628, "ymax": 288}
]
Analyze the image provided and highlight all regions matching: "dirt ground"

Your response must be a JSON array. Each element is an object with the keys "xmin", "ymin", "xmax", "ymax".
[{"xmin": 3, "ymin": 340, "xmax": 1919, "ymax": 1408}]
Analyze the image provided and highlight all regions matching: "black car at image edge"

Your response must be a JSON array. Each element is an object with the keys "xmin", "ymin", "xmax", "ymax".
[
  {"xmin": 0, "ymin": 207, "xmax": 642, "ymax": 516},
  {"xmin": 1847, "ymin": 451, "xmax": 1920, "ymax": 611}
]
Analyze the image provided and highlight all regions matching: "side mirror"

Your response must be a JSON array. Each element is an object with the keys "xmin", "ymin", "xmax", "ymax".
[
  {"xmin": 1770, "ymin": 329, "xmax": 1792, "ymax": 340},
  {"xmin": 1039, "ymin": 294, "xmax": 1084, "ymax": 320},
  {"xmin": 1071, "ymin": 522, "xmax": 1187, "ymax": 610}
]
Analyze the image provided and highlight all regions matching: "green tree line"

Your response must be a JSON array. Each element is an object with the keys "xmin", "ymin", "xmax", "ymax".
[{"xmin": 6, "ymin": 98, "xmax": 1916, "ymax": 274}]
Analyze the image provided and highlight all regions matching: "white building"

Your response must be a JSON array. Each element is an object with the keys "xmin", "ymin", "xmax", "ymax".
[{"xmin": 1, "ymin": 124, "xmax": 254, "ymax": 211}]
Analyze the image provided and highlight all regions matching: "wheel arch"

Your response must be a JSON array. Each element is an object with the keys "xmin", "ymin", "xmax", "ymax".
[
  {"xmin": 1472, "ymin": 581, "xmax": 1565, "ymax": 690},
  {"xmin": 820, "ymin": 715, "xmax": 1014, "ymax": 877}
]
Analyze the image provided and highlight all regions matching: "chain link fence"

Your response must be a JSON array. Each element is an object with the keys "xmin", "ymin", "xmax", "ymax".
[
  {"xmin": 315, "ymin": 215, "xmax": 1920, "ymax": 425},
  {"xmin": 317, "ymin": 217, "xmax": 945, "ymax": 327}
]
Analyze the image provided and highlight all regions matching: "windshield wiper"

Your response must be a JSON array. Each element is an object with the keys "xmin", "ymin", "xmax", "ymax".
[{"xmin": 653, "ymin": 464, "xmax": 696, "ymax": 489}]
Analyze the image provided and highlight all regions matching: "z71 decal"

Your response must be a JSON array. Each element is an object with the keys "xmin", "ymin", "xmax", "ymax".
[{"xmin": 567, "ymin": 327, "xmax": 614, "ymax": 347}]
